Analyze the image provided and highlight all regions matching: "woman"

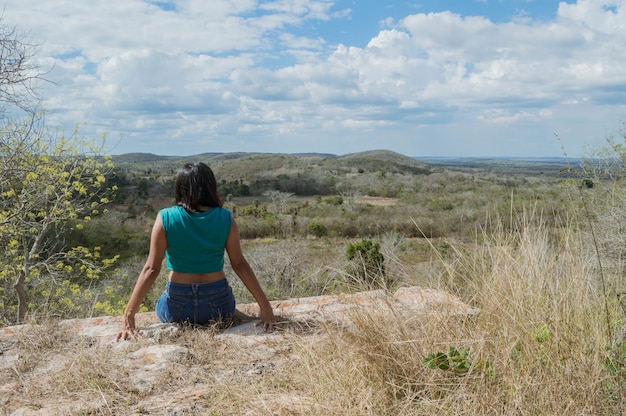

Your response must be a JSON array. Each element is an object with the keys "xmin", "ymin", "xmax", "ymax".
[{"xmin": 116, "ymin": 162, "xmax": 275, "ymax": 341}]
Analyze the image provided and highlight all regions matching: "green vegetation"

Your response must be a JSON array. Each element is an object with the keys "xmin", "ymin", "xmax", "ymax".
[
  {"xmin": 423, "ymin": 346, "xmax": 472, "ymax": 375},
  {"xmin": 0, "ymin": 121, "xmax": 119, "ymax": 324},
  {"xmin": 5, "ymin": 124, "xmax": 626, "ymax": 411},
  {"xmin": 345, "ymin": 238, "xmax": 386, "ymax": 289},
  {"xmin": 0, "ymin": 145, "xmax": 603, "ymax": 324}
]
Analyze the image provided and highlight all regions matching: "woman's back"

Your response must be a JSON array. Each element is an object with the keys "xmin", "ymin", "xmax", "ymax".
[{"xmin": 160, "ymin": 205, "xmax": 232, "ymax": 274}]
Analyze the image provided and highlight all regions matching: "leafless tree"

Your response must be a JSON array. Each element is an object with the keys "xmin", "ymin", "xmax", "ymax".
[
  {"xmin": 0, "ymin": 16, "xmax": 47, "ymax": 114},
  {"xmin": 263, "ymin": 190, "xmax": 294, "ymax": 214}
]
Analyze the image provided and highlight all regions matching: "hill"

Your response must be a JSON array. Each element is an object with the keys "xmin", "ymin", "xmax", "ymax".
[
  {"xmin": 110, "ymin": 153, "xmax": 176, "ymax": 164},
  {"xmin": 109, "ymin": 150, "xmax": 432, "ymax": 199},
  {"xmin": 336, "ymin": 149, "xmax": 431, "ymax": 175},
  {"xmin": 111, "ymin": 149, "xmax": 430, "ymax": 174}
]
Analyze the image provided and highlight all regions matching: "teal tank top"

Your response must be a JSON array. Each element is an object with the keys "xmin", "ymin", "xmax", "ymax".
[{"xmin": 159, "ymin": 205, "xmax": 233, "ymax": 273}]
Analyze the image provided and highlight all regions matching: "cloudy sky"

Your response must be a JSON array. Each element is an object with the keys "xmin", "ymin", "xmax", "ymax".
[{"xmin": 3, "ymin": 0, "xmax": 626, "ymax": 157}]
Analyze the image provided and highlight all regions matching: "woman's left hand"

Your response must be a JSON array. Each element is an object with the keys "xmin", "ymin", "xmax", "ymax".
[{"xmin": 256, "ymin": 309, "xmax": 276, "ymax": 333}]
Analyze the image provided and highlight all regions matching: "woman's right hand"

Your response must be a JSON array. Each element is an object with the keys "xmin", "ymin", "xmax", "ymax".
[{"xmin": 115, "ymin": 315, "xmax": 138, "ymax": 341}]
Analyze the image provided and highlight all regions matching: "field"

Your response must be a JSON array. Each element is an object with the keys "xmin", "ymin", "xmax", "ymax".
[{"xmin": 2, "ymin": 150, "xmax": 626, "ymax": 414}]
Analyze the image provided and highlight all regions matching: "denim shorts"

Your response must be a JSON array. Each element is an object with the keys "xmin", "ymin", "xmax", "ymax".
[{"xmin": 156, "ymin": 279, "xmax": 236, "ymax": 325}]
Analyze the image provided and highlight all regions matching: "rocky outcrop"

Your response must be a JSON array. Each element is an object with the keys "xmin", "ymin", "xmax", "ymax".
[{"xmin": 0, "ymin": 286, "xmax": 477, "ymax": 415}]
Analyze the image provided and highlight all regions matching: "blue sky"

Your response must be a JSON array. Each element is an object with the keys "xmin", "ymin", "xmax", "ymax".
[{"xmin": 3, "ymin": 0, "xmax": 625, "ymax": 157}]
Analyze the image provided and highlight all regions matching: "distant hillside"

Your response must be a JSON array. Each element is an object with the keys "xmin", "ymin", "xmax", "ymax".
[
  {"xmin": 334, "ymin": 149, "xmax": 430, "ymax": 175},
  {"xmin": 107, "ymin": 149, "xmax": 432, "ymax": 200},
  {"xmin": 341, "ymin": 149, "xmax": 411, "ymax": 161},
  {"xmin": 110, "ymin": 150, "xmax": 431, "ymax": 177},
  {"xmin": 111, "ymin": 153, "xmax": 176, "ymax": 164},
  {"xmin": 414, "ymin": 156, "xmax": 578, "ymax": 177}
]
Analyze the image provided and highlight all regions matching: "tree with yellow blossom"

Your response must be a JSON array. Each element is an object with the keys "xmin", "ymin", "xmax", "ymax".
[{"xmin": 0, "ymin": 117, "xmax": 119, "ymax": 324}]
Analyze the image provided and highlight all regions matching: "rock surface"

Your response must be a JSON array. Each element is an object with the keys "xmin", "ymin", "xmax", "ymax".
[{"xmin": 0, "ymin": 286, "xmax": 477, "ymax": 415}]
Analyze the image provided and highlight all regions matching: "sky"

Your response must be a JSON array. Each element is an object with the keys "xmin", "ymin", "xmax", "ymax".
[{"xmin": 2, "ymin": 0, "xmax": 626, "ymax": 158}]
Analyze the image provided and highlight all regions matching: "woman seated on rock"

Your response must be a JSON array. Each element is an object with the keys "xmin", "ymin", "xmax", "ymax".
[{"xmin": 116, "ymin": 162, "xmax": 275, "ymax": 341}]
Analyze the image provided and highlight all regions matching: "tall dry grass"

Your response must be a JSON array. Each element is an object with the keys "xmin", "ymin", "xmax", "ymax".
[{"xmin": 290, "ymin": 210, "xmax": 626, "ymax": 415}]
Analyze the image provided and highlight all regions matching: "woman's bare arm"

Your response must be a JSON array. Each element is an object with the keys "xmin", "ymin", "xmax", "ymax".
[
  {"xmin": 225, "ymin": 217, "xmax": 276, "ymax": 332},
  {"xmin": 116, "ymin": 214, "xmax": 167, "ymax": 341}
]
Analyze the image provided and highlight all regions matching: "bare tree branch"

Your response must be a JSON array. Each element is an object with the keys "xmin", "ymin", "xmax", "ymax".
[{"xmin": 0, "ymin": 15, "xmax": 52, "ymax": 114}]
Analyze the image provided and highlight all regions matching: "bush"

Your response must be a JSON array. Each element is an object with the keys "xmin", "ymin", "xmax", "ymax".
[
  {"xmin": 324, "ymin": 196, "xmax": 343, "ymax": 206},
  {"xmin": 307, "ymin": 221, "xmax": 326, "ymax": 237},
  {"xmin": 345, "ymin": 238, "xmax": 386, "ymax": 289},
  {"xmin": 429, "ymin": 198, "xmax": 454, "ymax": 211}
]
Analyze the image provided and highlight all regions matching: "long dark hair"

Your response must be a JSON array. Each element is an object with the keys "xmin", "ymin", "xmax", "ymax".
[{"xmin": 174, "ymin": 162, "xmax": 223, "ymax": 212}]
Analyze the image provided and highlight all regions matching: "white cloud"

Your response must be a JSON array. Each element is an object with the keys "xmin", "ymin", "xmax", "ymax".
[{"xmin": 2, "ymin": 0, "xmax": 625, "ymax": 157}]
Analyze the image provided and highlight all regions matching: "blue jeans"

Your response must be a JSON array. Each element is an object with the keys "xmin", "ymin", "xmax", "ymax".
[{"xmin": 156, "ymin": 279, "xmax": 236, "ymax": 325}]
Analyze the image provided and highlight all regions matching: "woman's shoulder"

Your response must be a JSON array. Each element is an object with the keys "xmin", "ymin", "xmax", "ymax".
[
  {"xmin": 215, "ymin": 206, "xmax": 233, "ymax": 220},
  {"xmin": 158, "ymin": 205, "xmax": 185, "ymax": 225},
  {"xmin": 159, "ymin": 205, "xmax": 184, "ymax": 215}
]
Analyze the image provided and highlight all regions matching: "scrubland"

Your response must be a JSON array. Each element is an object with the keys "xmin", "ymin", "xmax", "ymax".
[{"xmin": 2, "ymin": 151, "xmax": 626, "ymax": 414}]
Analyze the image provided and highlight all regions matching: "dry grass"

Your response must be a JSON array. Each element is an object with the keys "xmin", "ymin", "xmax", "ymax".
[
  {"xmin": 281, "ymin": 211, "xmax": 625, "ymax": 415},
  {"xmin": 2, "ymin": 211, "xmax": 625, "ymax": 415}
]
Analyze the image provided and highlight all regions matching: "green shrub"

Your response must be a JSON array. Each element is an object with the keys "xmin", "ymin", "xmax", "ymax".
[
  {"xmin": 429, "ymin": 198, "xmax": 454, "ymax": 211},
  {"xmin": 308, "ymin": 221, "xmax": 326, "ymax": 237},
  {"xmin": 345, "ymin": 238, "xmax": 386, "ymax": 289},
  {"xmin": 324, "ymin": 195, "xmax": 344, "ymax": 206},
  {"xmin": 238, "ymin": 204, "xmax": 269, "ymax": 218}
]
